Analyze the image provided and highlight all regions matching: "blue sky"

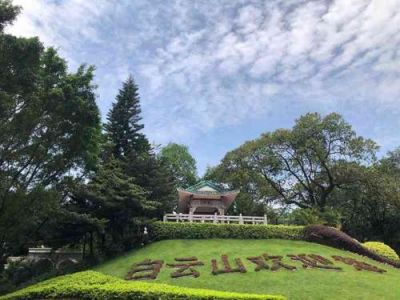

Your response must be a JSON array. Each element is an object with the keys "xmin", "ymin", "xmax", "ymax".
[{"xmin": 8, "ymin": 0, "xmax": 400, "ymax": 175}]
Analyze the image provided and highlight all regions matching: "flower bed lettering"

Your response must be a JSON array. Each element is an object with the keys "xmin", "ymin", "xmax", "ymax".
[
  {"xmin": 167, "ymin": 257, "xmax": 204, "ymax": 278},
  {"xmin": 126, "ymin": 259, "xmax": 163, "ymax": 280},
  {"xmin": 211, "ymin": 255, "xmax": 247, "ymax": 275},
  {"xmin": 126, "ymin": 254, "xmax": 387, "ymax": 280},
  {"xmin": 332, "ymin": 255, "xmax": 386, "ymax": 273},
  {"xmin": 288, "ymin": 254, "xmax": 342, "ymax": 270}
]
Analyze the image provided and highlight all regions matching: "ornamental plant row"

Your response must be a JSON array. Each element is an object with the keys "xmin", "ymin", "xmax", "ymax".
[
  {"xmin": 0, "ymin": 271, "xmax": 285, "ymax": 300},
  {"xmin": 149, "ymin": 222, "xmax": 305, "ymax": 240}
]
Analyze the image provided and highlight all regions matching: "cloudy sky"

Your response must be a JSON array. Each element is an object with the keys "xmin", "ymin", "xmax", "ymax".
[{"xmin": 7, "ymin": 0, "xmax": 400, "ymax": 174}]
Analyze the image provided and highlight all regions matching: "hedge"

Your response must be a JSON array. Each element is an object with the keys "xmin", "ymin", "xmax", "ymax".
[
  {"xmin": 149, "ymin": 222, "xmax": 304, "ymax": 240},
  {"xmin": 362, "ymin": 242, "xmax": 400, "ymax": 261},
  {"xmin": 0, "ymin": 271, "xmax": 285, "ymax": 300}
]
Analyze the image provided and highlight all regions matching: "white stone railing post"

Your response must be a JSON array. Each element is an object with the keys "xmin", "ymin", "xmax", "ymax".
[{"xmin": 163, "ymin": 213, "xmax": 268, "ymax": 224}]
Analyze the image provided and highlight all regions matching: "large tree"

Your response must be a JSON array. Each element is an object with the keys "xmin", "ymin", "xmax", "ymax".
[
  {"xmin": 337, "ymin": 149, "xmax": 400, "ymax": 251},
  {"xmin": 212, "ymin": 113, "xmax": 377, "ymax": 212},
  {"xmin": 159, "ymin": 143, "xmax": 197, "ymax": 188},
  {"xmin": 103, "ymin": 76, "xmax": 176, "ymax": 220},
  {"xmin": 0, "ymin": 1, "xmax": 101, "ymax": 259},
  {"xmin": 104, "ymin": 76, "xmax": 150, "ymax": 159},
  {"xmin": 70, "ymin": 159, "xmax": 157, "ymax": 255}
]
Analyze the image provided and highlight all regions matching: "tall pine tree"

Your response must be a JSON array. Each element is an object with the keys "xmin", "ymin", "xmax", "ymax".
[
  {"xmin": 104, "ymin": 76, "xmax": 150, "ymax": 159},
  {"xmin": 101, "ymin": 75, "xmax": 175, "ymax": 237}
]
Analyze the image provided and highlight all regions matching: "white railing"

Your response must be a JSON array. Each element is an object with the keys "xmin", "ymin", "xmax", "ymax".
[{"xmin": 163, "ymin": 213, "xmax": 267, "ymax": 225}]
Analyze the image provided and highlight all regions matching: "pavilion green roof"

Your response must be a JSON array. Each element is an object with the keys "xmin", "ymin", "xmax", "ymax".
[{"xmin": 183, "ymin": 180, "xmax": 231, "ymax": 193}]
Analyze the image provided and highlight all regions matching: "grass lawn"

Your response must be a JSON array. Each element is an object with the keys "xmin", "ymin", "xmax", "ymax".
[{"xmin": 94, "ymin": 239, "xmax": 400, "ymax": 300}]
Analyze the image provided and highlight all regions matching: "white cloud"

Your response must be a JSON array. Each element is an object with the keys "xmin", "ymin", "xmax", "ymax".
[
  {"xmin": 6, "ymin": 0, "xmax": 400, "ymax": 150},
  {"xmin": 137, "ymin": 0, "xmax": 400, "ymax": 140},
  {"xmin": 7, "ymin": 0, "xmax": 114, "ymax": 69}
]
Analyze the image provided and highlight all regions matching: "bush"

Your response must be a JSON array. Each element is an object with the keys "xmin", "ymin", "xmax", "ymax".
[
  {"xmin": 4, "ymin": 261, "xmax": 35, "ymax": 286},
  {"xmin": 149, "ymin": 222, "xmax": 304, "ymax": 241},
  {"xmin": 1, "ymin": 271, "xmax": 285, "ymax": 300},
  {"xmin": 0, "ymin": 277, "xmax": 15, "ymax": 296},
  {"xmin": 362, "ymin": 242, "xmax": 400, "ymax": 261}
]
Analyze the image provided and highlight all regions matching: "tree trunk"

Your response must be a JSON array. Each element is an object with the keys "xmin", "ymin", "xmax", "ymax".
[{"xmin": 89, "ymin": 231, "xmax": 94, "ymax": 257}]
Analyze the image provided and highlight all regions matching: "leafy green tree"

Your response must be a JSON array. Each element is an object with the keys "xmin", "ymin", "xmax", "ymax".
[
  {"xmin": 337, "ymin": 151, "xmax": 400, "ymax": 252},
  {"xmin": 103, "ymin": 75, "xmax": 176, "ymax": 220},
  {"xmin": 125, "ymin": 152, "xmax": 176, "ymax": 218},
  {"xmin": 379, "ymin": 147, "xmax": 400, "ymax": 177},
  {"xmin": 0, "ymin": 0, "xmax": 20, "ymax": 31},
  {"xmin": 205, "ymin": 160, "xmax": 271, "ymax": 216},
  {"xmin": 213, "ymin": 113, "xmax": 377, "ymax": 212},
  {"xmin": 159, "ymin": 143, "xmax": 197, "ymax": 188},
  {"xmin": 0, "ymin": 2, "xmax": 101, "ymax": 260},
  {"xmin": 71, "ymin": 159, "xmax": 157, "ymax": 255},
  {"xmin": 104, "ymin": 76, "xmax": 150, "ymax": 159}
]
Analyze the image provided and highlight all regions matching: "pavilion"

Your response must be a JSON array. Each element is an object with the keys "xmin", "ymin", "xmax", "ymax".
[{"xmin": 176, "ymin": 180, "xmax": 239, "ymax": 215}]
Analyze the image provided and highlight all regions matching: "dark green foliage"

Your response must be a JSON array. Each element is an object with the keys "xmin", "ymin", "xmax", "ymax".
[
  {"xmin": 125, "ymin": 152, "xmax": 176, "ymax": 218},
  {"xmin": 102, "ymin": 74, "xmax": 176, "ymax": 223},
  {"xmin": 149, "ymin": 222, "xmax": 304, "ymax": 241},
  {"xmin": 159, "ymin": 143, "xmax": 197, "ymax": 188},
  {"xmin": 71, "ymin": 159, "xmax": 157, "ymax": 256},
  {"xmin": 205, "ymin": 165, "xmax": 271, "ymax": 216},
  {"xmin": 0, "ymin": 0, "xmax": 20, "ymax": 31},
  {"xmin": 0, "ymin": 3, "xmax": 101, "ymax": 264},
  {"xmin": 0, "ymin": 45, "xmax": 101, "ymax": 255},
  {"xmin": 63, "ymin": 74, "xmax": 176, "ymax": 258},
  {"xmin": 0, "ymin": 257, "xmax": 86, "ymax": 296},
  {"xmin": 336, "ymin": 164, "xmax": 400, "ymax": 254},
  {"xmin": 3, "ymin": 259, "xmax": 54, "ymax": 286},
  {"xmin": 210, "ymin": 113, "xmax": 377, "ymax": 213},
  {"xmin": 288, "ymin": 208, "xmax": 341, "ymax": 227},
  {"xmin": 0, "ymin": 271, "xmax": 285, "ymax": 300},
  {"xmin": 303, "ymin": 225, "xmax": 400, "ymax": 268},
  {"xmin": 104, "ymin": 76, "xmax": 150, "ymax": 159}
]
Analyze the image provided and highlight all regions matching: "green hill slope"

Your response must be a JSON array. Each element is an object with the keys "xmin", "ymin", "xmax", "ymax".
[{"xmin": 94, "ymin": 239, "xmax": 400, "ymax": 300}]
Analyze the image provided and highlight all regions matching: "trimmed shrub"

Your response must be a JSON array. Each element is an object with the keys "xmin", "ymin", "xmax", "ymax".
[
  {"xmin": 303, "ymin": 225, "xmax": 400, "ymax": 269},
  {"xmin": 149, "ymin": 222, "xmax": 304, "ymax": 241},
  {"xmin": 362, "ymin": 242, "xmax": 400, "ymax": 261},
  {"xmin": 0, "ymin": 271, "xmax": 285, "ymax": 300}
]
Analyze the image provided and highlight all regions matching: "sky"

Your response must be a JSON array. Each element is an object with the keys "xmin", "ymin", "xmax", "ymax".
[{"xmin": 7, "ymin": 0, "xmax": 400, "ymax": 175}]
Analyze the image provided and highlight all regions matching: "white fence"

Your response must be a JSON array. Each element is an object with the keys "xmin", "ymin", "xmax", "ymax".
[{"xmin": 163, "ymin": 213, "xmax": 267, "ymax": 225}]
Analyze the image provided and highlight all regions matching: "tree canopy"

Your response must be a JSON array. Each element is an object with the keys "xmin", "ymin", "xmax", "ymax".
[
  {"xmin": 159, "ymin": 143, "xmax": 197, "ymax": 188},
  {"xmin": 0, "ymin": 2, "xmax": 101, "ymax": 261},
  {"xmin": 211, "ymin": 113, "xmax": 378, "ymax": 211},
  {"xmin": 104, "ymin": 76, "xmax": 149, "ymax": 159}
]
